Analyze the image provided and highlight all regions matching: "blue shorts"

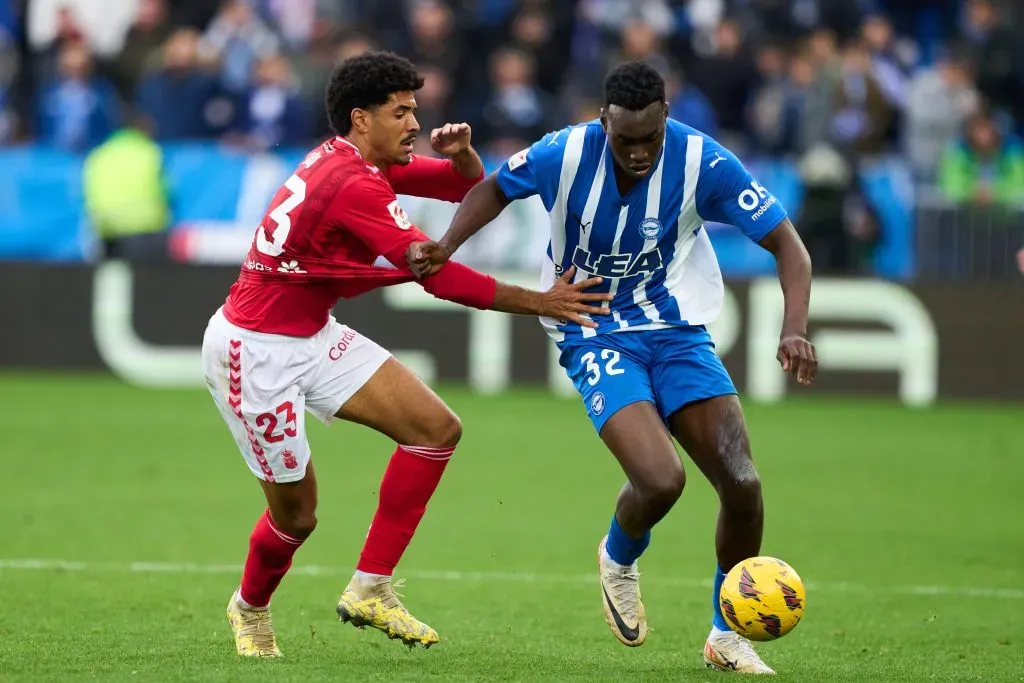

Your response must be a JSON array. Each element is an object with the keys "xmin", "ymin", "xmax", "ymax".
[{"xmin": 558, "ymin": 326, "xmax": 737, "ymax": 433}]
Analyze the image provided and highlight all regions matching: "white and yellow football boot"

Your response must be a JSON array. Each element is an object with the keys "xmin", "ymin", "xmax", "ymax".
[
  {"xmin": 598, "ymin": 536, "xmax": 648, "ymax": 647},
  {"xmin": 226, "ymin": 590, "xmax": 282, "ymax": 657},
  {"xmin": 337, "ymin": 575, "xmax": 439, "ymax": 648},
  {"xmin": 704, "ymin": 627, "xmax": 776, "ymax": 675}
]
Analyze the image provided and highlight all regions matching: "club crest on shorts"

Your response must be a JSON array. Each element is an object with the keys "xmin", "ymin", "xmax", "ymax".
[
  {"xmin": 638, "ymin": 217, "xmax": 663, "ymax": 240},
  {"xmin": 281, "ymin": 449, "xmax": 298, "ymax": 470},
  {"xmin": 591, "ymin": 391, "xmax": 606, "ymax": 416}
]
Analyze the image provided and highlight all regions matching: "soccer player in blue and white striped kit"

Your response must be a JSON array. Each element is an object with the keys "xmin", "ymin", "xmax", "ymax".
[{"xmin": 408, "ymin": 61, "xmax": 818, "ymax": 674}]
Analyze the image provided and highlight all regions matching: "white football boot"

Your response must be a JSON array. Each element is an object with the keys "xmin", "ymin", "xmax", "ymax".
[
  {"xmin": 703, "ymin": 626, "xmax": 775, "ymax": 675},
  {"xmin": 597, "ymin": 536, "xmax": 647, "ymax": 646}
]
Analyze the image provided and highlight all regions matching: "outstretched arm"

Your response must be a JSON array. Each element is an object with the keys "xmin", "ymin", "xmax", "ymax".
[
  {"xmin": 758, "ymin": 219, "xmax": 817, "ymax": 385},
  {"xmin": 418, "ymin": 263, "xmax": 610, "ymax": 327},
  {"xmin": 440, "ymin": 173, "xmax": 510, "ymax": 255},
  {"xmin": 409, "ymin": 128, "xmax": 567, "ymax": 277},
  {"xmin": 407, "ymin": 173, "xmax": 511, "ymax": 277},
  {"xmin": 334, "ymin": 176, "xmax": 610, "ymax": 325}
]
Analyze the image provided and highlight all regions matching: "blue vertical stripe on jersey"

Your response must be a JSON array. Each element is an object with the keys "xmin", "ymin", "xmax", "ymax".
[
  {"xmin": 662, "ymin": 134, "xmax": 705, "ymax": 319},
  {"xmin": 550, "ymin": 122, "xmax": 715, "ymax": 340},
  {"xmin": 604, "ymin": 151, "xmax": 665, "ymax": 332},
  {"xmin": 544, "ymin": 124, "xmax": 591, "ymax": 341},
  {"xmin": 613, "ymin": 129, "xmax": 683, "ymax": 329}
]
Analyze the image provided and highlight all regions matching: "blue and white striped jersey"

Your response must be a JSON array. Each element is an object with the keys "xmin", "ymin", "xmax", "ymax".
[{"xmin": 495, "ymin": 118, "xmax": 788, "ymax": 343}]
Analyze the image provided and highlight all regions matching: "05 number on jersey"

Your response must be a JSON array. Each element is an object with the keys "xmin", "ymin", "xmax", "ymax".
[
  {"xmin": 256, "ymin": 175, "xmax": 307, "ymax": 257},
  {"xmin": 581, "ymin": 349, "xmax": 625, "ymax": 386}
]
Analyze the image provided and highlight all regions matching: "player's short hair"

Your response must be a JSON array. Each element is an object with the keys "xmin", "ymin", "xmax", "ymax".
[
  {"xmin": 326, "ymin": 50, "xmax": 425, "ymax": 135},
  {"xmin": 603, "ymin": 61, "xmax": 666, "ymax": 111}
]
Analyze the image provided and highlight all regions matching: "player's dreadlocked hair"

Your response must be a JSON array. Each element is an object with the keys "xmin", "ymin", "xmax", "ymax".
[
  {"xmin": 603, "ymin": 61, "xmax": 666, "ymax": 111},
  {"xmin": 326, "ymin": 50, "xmax": 425, "ymax": 135}
]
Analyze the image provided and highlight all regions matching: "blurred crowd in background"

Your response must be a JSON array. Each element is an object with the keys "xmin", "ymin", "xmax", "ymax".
[{"xmin": 1, "ymin": 0, "xmax": 1022, "ymax": 275}]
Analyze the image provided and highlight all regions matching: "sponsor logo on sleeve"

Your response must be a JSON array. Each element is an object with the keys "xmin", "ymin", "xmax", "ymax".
[{"xmin": 507, "ymin": 148, "xmax": 529, "ymax": 172}]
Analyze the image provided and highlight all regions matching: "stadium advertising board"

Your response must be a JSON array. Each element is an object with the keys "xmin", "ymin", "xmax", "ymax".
[{"xmin": 2, "ymin": 263, "xmax": 1021, "ymax": 404}]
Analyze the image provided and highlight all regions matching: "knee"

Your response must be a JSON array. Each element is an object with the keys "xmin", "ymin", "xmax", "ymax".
[
  {"xmin": 271, "ymin": 509, "xmax": 318, "ymax": 540},
  {"xmin": 439, "ymin": 411, "xmax": 463, "ymax": 448},
  {"xmin": 719, "ymin": 467, "xmax": 762, "ymax": 516},
  {"xmin": 287, "ymin": 511, "xmax": 318, "ymax": 539},
  {"xmin": 419, "ymin": 409, "xmax": 462, "ymax": 449},
  {"xmin": 637, "ymin": 462, "xmax": 686, "ymax": 511}
]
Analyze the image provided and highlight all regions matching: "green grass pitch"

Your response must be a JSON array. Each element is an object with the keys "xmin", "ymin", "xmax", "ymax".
[{"xmin": 0, "ymin": 374, "xmax": 1021, "ymax": 682}]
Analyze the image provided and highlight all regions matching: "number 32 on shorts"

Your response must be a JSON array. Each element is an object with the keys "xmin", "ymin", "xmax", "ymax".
[{"xmin": 580, "ymin": 349, "xmax": 625, "ymax": 385}]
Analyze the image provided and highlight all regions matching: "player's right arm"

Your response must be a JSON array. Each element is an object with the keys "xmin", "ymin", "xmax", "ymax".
[
  {"xmin": 407, "ymin": 128, "xmax": 568, "ymax": 277},
  {"xmin": 334, "ymin": 176, "xmax": 611, "ymax": 327}
]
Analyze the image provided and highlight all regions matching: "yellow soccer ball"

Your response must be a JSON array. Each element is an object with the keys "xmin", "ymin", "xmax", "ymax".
[{"xmin": 719, "ymin": 556, "xmax": 806, "ymax": 642}]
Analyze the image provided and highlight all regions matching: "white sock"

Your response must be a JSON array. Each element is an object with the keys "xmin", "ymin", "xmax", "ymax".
[
  {"xmin": 235, "ymin": 588, "xmax": 268, "ymax": 611},
  {"xmin": 353, "ymin": 570, "xmax": 391, "ymax": 586},
  {"xmin": 710, "ymin": 625, "xmax": 733, "ymax": 638},
  {"xmin": 600, "ymin": 547, "xmax": 634, "ymax": 570}
]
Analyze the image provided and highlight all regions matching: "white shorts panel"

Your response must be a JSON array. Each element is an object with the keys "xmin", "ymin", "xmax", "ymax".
[
  {"xmin": 202, "ymin": 309, "xmax": 391, "ymax": 483},
  {"xmin": 305, "ymin": 323, "xmax": 391, "ymax": 425}
]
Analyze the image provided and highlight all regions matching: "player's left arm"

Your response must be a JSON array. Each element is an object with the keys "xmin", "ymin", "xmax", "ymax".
[
  {"xmin": 757, "ymin": 219, "xmax": 817, "ymax": 386},
  {"xmin": 385, "ymin": 123, "xmax": 484, "ymax": 202},
  {"xmin": 695, "ymin": 141, "xmax": 818, "ymax": 385},
  {"xmin": 407, "ymin": 127, "xmax": 568, "ymax": 278},
  {"xmin": 332, "ymin": 176, "xmax": 610, "ymax": 324}
]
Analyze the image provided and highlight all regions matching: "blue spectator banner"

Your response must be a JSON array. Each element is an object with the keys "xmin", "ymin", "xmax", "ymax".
[{"xmin": 0, "ymin": 143, "xmax": 915, "ymax": 278}]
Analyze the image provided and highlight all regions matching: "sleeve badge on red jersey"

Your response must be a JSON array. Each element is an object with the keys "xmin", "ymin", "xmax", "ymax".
[
  {"xmin": 507, "ymin": 148, "xmax": 529, "ymax": 172},
  {"xmin": 386, "ymin": 200, "xmax": 412, "ymax": 230}
]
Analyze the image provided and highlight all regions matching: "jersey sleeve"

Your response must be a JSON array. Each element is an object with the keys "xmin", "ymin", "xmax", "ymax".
[
  {"xmin": 385, "ymin": 154, "xmax": 483, "ymax": 203},
  {"xmin": 331, "ymin": 175, "xmax": 497, "ymax": 309},
  {"xmin": 694, "ymin": 137, "xmax": 788, "ymax": 242},
  {"xmin": 494, "ymin": 127, "xmax": 570, "ymax": 210},
  {"xmin": 331, "ymin": 176, "xmax": 430, "ymax": 267}
]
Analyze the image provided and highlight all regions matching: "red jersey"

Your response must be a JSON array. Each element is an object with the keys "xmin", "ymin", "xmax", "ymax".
[{"xmin": 223, "ymin": 137, "xmax": 487, "ymax": 336}]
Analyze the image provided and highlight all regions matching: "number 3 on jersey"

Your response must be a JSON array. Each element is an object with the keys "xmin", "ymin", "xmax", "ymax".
[
  {"xmin": 581, "ymin": 349, "xmax": 625, "ymax": 386},
  {"xmin": 256, "ymin": 174, "xmax": 307, "ymax": 257}
]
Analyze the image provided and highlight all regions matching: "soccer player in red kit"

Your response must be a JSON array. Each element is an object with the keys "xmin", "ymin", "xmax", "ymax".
[{"xmin": 202, "ymin": 51, "xmax": 610, "ymax": 658}]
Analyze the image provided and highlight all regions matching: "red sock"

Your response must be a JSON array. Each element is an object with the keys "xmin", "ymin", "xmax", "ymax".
[
  {"xmin": 357, "ymin": 445, "xmax": 455, "ymax": 575},
  {"xmin": 239, "ymin": 509, "xmax": 305, "ymax": 608}
]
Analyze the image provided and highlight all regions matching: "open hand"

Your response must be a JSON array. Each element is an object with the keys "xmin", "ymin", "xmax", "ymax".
[
  {"xmin": 406, "ymin": 240, "xmax": 450, "ymax": 278},
  {"xmin": 431, "ymin": 123, "xmax": 472, "ymax": 157},
  {"xmin": 777, "ymin": 332, "xmax": 818, "ymax": 386},
  {"xmin": 541, "ymin": 267, "xmax": 613, "ymax": 329}
]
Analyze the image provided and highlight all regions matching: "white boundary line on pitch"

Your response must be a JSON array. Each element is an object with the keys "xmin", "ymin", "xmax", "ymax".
[{"xmin": 1, "ymin": 558, "xmax": 1021, "ymax": 600}]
